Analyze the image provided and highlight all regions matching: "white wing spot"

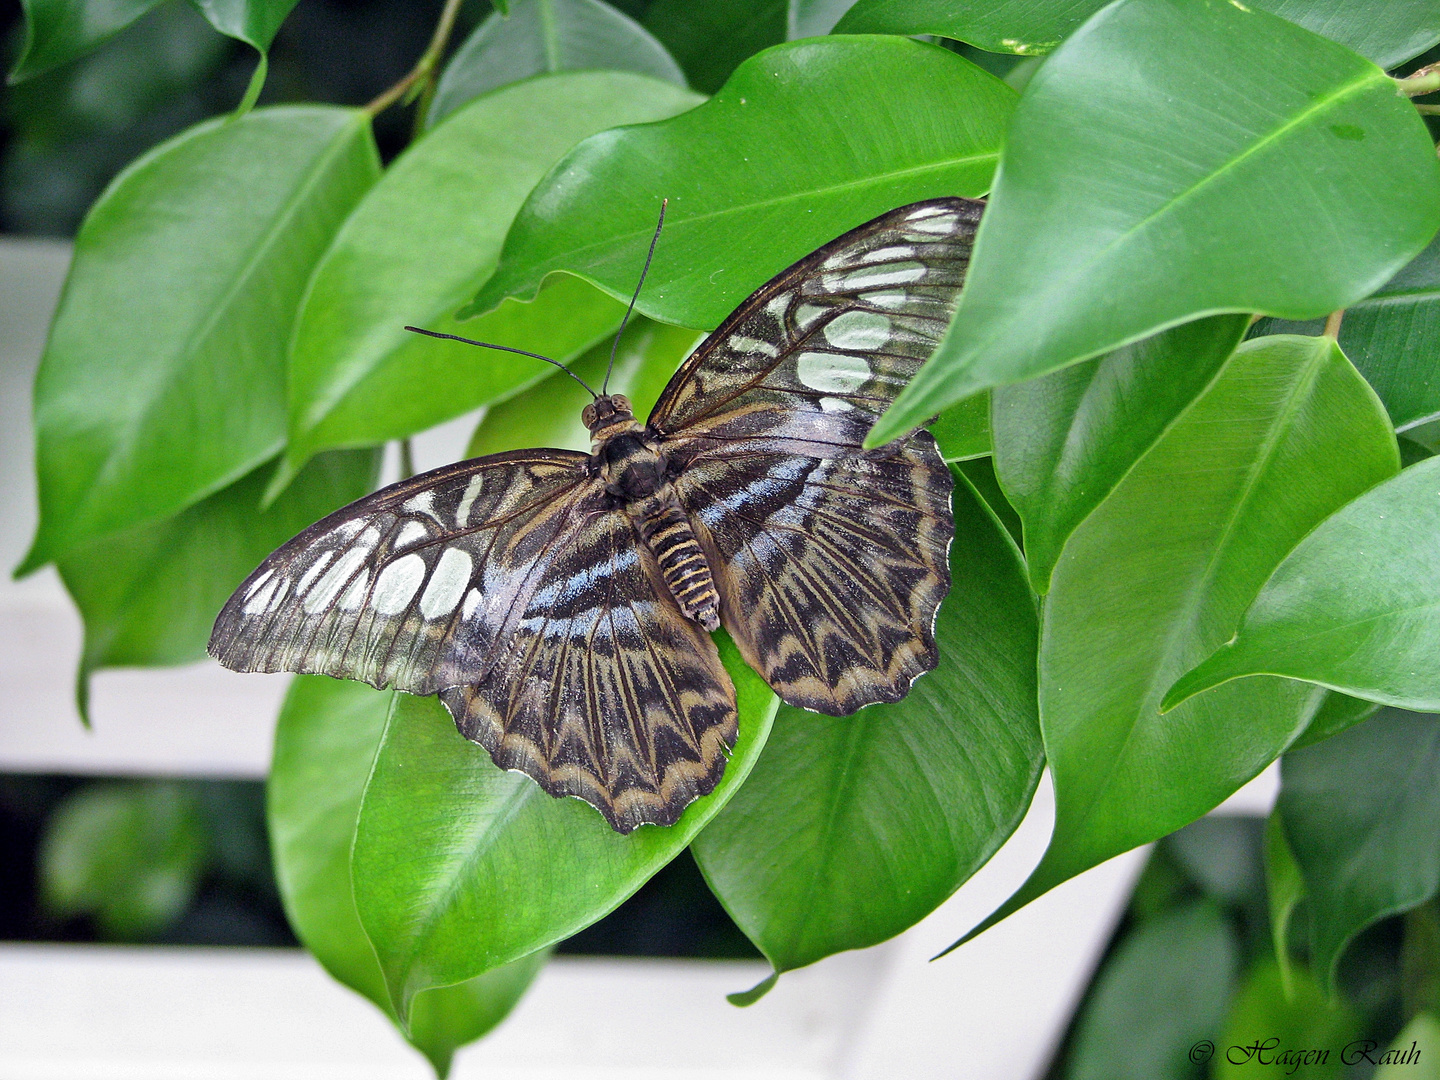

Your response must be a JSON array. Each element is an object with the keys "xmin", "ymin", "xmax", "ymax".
[
  {"xmin": 862, "ymin": 245, "xmax": 915, "ymax": 264},
  {"xmin": 823, "ymin": 311, "xmax": 891, "ymax": 351},
  {"xmin": 394, "ymin": 521, "xmax": 429, "ymax": 549},
  {"xmin": 765, "ymin": 293, "xmax": 793, "ymax": 318},
  {"xmin": 795, "ymin": 303, "xmax": 827, "ymax": 330},
  {"xmin": 845, "ymin": 262, "xmax": 926, "ymax": 289},
  {"xmin": 330, "ymin": 521, "xmax": 364, "ymax": 542},
  {"xmin": 420, "ymin": 548, "xmax": 473, "ymax": 620},
  {"xmin": 295, "ymin": 551, "xmax": 335, "ymax": 596},
  {"xmin": 304, "ymin": 548, "xmax": 369, "ymax": 614},
  {"xmin": 243, "ymin": 568, "xmax": 275, "ymax": 600},
  {"xmin": 729, "ymin": 335, "xmax": 779, "ymax": 358},
  {"xmin": 797, "ymin": 352, "xmax": 871, "ymax": 395},
  {"xmin": 462, "ymin": 588, "xmax": 482, "ymax": 621},
  {"xmin": 403, "ymin": 491, "xmax": 438, "ymax": 519},
  {"xmin": 337, "ymin": 571, "xmax": 371, "ymax": 612},
  {"xmin": 372, "ymin": 554, "xmax": 427, "ymax": 616},
  {"xmin": 819, "ymin": 396, "xmax": 853, "ymax": 413},
  {"xmin": 243, "ymin": 575, "xmax": 281, "ymax": 615},
  {"xmin": 455, "ymin": 474, "xmax": 484, "ymax": 526},
  {"xmin": 860, "ymin": 290, "xmax": 911, "ymax": 309},
  {"xmin": 904, "ymin": 214, "xmax": 958, "ymax": 235}
]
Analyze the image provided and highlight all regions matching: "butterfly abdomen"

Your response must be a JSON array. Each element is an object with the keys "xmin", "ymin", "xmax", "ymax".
[{"xmin": 632, "ymin": 494, "xmax": 721, "ymax": 632}]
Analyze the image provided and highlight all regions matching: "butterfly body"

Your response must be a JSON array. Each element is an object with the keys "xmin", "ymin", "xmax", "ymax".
[{"xmin": 210, "ymin": 197, "xmax": 983, "ymax": 832}]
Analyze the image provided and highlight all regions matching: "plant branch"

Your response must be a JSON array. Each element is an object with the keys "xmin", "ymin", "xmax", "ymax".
[
  {"xmin": 1323, "ymin": 309, "xmax": 1344, "ymax": 339},
  {"xmin": 366, "ymin": 0, "xmax": 466, "ymax": 117},
  {"xmin": 1396, "ymin": 63, "xmax": 1440, "ymax": 98},
  {"xmin": 1417, "ymin": 104, "xmax": 1440, "ymax": 115}
]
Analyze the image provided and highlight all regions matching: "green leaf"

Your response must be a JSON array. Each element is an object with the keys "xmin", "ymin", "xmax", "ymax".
[
  {"xmin": 1257, "ymin": 233, "xmax": 1440, "ymax": 432},
  {"xmin": 1290, "ymin": 692, "xmax": 1383, "ymax": 751},
  {"xmin": 1278, "ymin": 708, "xmax": 1440, "ymax": 995},
  {"xmin": 1164, "ymin": 455, "xmax": 1440, "ymax": 713},
  {"xmin": 953, "ymin": 456, "xmax": 1022, "ymax": 550},
  {"xmin": 189, "ymin": 0, "xmax": 299, "ymax": 51},
  {"xmin": 57, "ymin": 450, "xmax": 376, "ymax": 711},
  {"xmin": 691, "ymin": 471, "xmax": 1041, "ymax": 980},
  {"xmin": 930, "ymin": 392, "xmax": 990, "ymax": 463},
  {"xmin": 465, "ymin": 318, "xmax": 703, "ymax": 459},
  {"xmin": 1063, "ymin": 902, "xmax": 1236, "ymax": 1080},
  {"xmin": 834, "ymin": 0, "xmax": 1440, "ymax": 67},
  {"xmin": 1376, "ymin": 1013, "xmax": 1440, "ymax": 1079},
  {"xmin": 867, "ymin": 0, "xmax": 1440, "ymax": 445},
  {"xmin": 992, "ymin": 316, "xmax": 1248, "ymax": 593},
  {"xmin": 429, "ymin": 0, "xmax": 687, "ymax": 127},
  {"xmin": 19, "ymin": 106, "xmax": 379, "ymax": 574},
  {"xmin": 466, "ymin": 36, "xmax": 1015, "ymax": 330},
  {"xmin": 644, "ymin": 0, "xmax": 786, "ymax": 93},
  {"xmin": 40, "ymin": 780, "xmax": 208, "ymax": 940},
  {"xmin": 351, "ymin": 634, "xmax": 778, "ymax": 1018},
  {"xmin": 270, "ymin": 677, "xmax": 548, "ymax": 1074},
  {"xmin": 283, "ymin": 73, "xmax": 700, "ymax": 475},
  {"xmin": 790, "ymin": 0, "xmax": 858, "ymax": 38},
  {"xmin": 951, "ymin": 335, "xmax": 1398, "ymax": 949},
  {"xmin": 1213, "ymin": 961, "xmax": 1360, "ymax": 1080},
  {"xmin": 1264, "ymin": 808, "xmax": 1305, "ymax": 997},
  {"xmin": 10, "ymin": 0, "xmax": 167, "ymax": 82}
]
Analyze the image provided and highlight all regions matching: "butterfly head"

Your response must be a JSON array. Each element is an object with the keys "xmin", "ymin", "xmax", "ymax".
[{"xmin": 582, "ymin": 394, "xmax": 638, "ymax": 441}]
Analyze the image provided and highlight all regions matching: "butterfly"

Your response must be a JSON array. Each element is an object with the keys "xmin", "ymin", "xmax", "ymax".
[{"xmin": 209, "ymin": 197, "xmax": 982, "ymax": 833}]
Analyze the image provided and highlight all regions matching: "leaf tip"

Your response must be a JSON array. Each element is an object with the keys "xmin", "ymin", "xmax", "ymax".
[{"xmin": 727, "ymin": 970, "xmax": 779, "ymax": 1007}]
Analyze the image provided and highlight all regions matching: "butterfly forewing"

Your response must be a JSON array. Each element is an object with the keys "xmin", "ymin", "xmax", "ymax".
[
  {"xmin": 650, "ymin": 198, "xmax": 982, "ymax": 454},
  {"xmin": 209, "ymin": 450, "xmax": 592, "ymax": 694}
]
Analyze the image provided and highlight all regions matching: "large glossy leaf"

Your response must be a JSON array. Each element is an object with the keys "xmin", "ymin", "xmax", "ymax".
[
  {"xmin": 643, "ymin": 0, "xmax": 787, "ymax": 93},
  {"xmin": 57, "ymin": 449, "xmax": 376, "ymax": 713},
  {"xmin": 429, "ymin": 0, "xmax": 687, "ymax": 127},
  {"xmin": 189, "ymin": 0, "xmax": 299, "ymax": 50},
  {"xmin": 1278, "ymin": 708, "xmax": 1440, "ymax": 995},
  {"xmin": 10, "ymin": 0, "xmax": 166, "ymax": 81},
  {"xmin": 1214, "ymin": 962, "xmax": 1360, "ymax": 1079},
  {"xmin": 991, "ymin": 315, "xmax": 1247, "ymax": 593},
  {"xmin": 691, "ymin": 471, "xmax": 1041, "ymax": 985},
  {"xmin": 466, "ymin": 36, "xmax": 1015, "ymax": 330},
  {"xmin": 867, "ymin": 0, "xmax": 1440, "ymax": 445},
  {"xmin": 930, "ymin": 393, "xmax": 991, "ymax": 462},
  {"xmin": 1290, "ymin": 691, "xmax": 1382, "ymax": 751},
  {"xmin": 951, "ymin": 335, "xmax": 1398, "ymax": 949},
  {"xmin": 283, "ymin": 73, "xmax": 700, "ymax": 475},
  {"xmin": 465, "ymin": 318, "xmax": 703, "ymax": 459},
  {"xmin": 19, "ymin": 106, "xmax": 379, "ymax": 574},
  {"xmin": 1062, "ymin": 902, "xmax": 1236, "ymax": 1080},
  {"xmin": 1256, "ymin": 233, "xmax": 1440, "ymax": 431},
  {"xmin": 834, "ymin": 0, "xmax": 1440, "ymax": 67},
  {"xmin": 351, "ymin": 635, "xmax": 778, "ymax": 1017},
  {"xmin": 1377, "ymin": 1014, "xmax": 1440, "ymax": 1079},
  {"xmin": 270, "ymin": 677, "xmax": 548, "ymax": 1075},
  {"xmin": 1166, "ymin": 457, "xmax": 1440, "ymax": 712}
]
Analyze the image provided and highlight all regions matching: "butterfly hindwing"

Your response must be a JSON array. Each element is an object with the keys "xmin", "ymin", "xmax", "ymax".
[
  {"xmin": 675, "ymin": 431, "xmax": 953, "ymax": 715},
  {"xmin": 440, "ymin": 497, "xmax": 736, "ymax": 833}
]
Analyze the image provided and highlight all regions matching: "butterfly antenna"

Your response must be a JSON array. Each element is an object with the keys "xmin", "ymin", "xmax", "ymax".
[
  {"xmin": 603, "ymin": 197, "xmax": 667, "ymax": 396},
  {"xmin": 404, "ymin": 326, "xmax": 599, "ymax": 399}
]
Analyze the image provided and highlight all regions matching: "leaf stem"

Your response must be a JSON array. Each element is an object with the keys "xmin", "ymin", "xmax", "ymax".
[
  {"xmin": 1416, "ymin": 104, "xmax": 1440, "ymax": 115},
  {"xmin": 1395, "ymin": 63, "xmax": 1440, "ymax": 97},
  {"xmin": 399, "ymin": 438, "xmax": 416, "ymax": 481},
  {"xmin": 1323, "ymin": 309, "xmax": 1344, "ymax": 339},
  {"xmin": 233, "ymin": 52, "xmax": 268, "ymax": 118},
  {"xmin": 365, "ymin": 0, "xmax": 466, "ymax": 117}
]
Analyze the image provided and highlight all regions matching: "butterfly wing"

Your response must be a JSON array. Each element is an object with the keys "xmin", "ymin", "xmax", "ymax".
[
  {"xmin": 648, "ymin": 198, "xmax": 982, "ymax": 455},
  {"xmin": 210, "ymin": 448, "xmax": 736, "ymax": 831},
  {"xmin": 209, "ymin": 449, "xmax": 595, "ymax": 694},
  {"xmin": 440, "ymin": 502, "xmax": 736, "ymax": 833},
  {"xmin": 648, "ymin": 199, "xmax": 974, "ymax": 714}
]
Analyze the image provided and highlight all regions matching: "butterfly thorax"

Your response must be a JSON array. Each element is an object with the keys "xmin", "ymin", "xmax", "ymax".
[{"xmin": 582, "ymin": 397, "xmax": 721, "ymax": 632}]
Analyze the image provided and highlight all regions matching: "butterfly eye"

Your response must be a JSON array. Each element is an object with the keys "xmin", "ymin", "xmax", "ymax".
[
  {"xmin": 611, "ymin": 395, "xmax": 632, "ymax": 416},
  {"xmin": 581, "ymin": 403, "xmax": 597, "ymax": 428}
]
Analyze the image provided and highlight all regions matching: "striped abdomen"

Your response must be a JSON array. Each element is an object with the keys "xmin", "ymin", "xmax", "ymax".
[{"xmin": 633, "ymin": 494, "xmax": 720, "ymax": 631}]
